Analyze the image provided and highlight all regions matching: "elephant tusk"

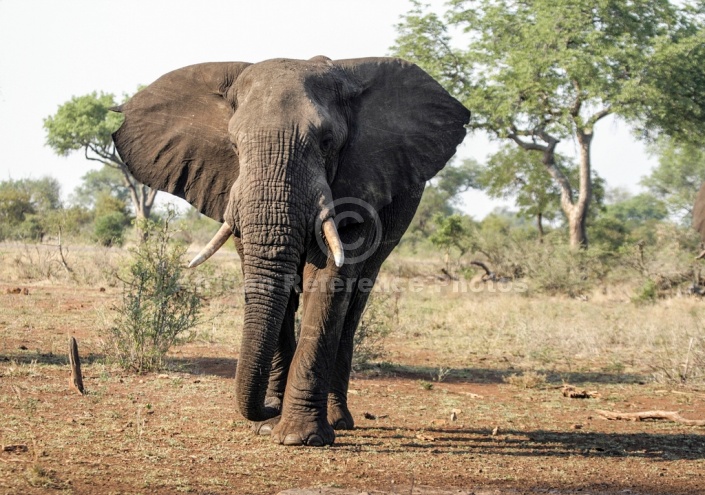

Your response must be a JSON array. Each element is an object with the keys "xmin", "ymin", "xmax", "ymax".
[
  {"xmin": 322, "ymin": 218, "xmax": 344, "ymax": 268},
  {"xmin": 188, "ymin": 222, "xmax": 233, "ymax": 268}
]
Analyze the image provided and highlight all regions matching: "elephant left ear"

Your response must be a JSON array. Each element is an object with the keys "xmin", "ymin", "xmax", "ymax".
[{"xmin": 332, "ymin": 58, "xmax": 470, "ymax": 219}]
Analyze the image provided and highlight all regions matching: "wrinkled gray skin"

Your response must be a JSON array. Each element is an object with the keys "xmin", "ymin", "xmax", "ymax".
[{"xmin": 112, "ymin": 56, "xmax": 469, "ymax": 446}]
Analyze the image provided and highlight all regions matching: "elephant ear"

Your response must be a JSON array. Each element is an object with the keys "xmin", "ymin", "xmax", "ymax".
[
  {"xmin": 112, "ymin": 62, "xmax": 251, "ymax": 221},
  {"xmin": 694, "ymin": 182, "xmax": 705, "ymax": 241},
  {"xmin": 332, "ymin": 58, "xmax": 469, "ymax": 222}
]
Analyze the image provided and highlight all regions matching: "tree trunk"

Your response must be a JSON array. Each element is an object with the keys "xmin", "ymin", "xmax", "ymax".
[
  {"xmin": 568, "ymin": 208, "xmax": 587, "ymax": 249},
  {"xmin": 569, "ymin": 130, "xmax": 593, "ymax": 250},
  {"xmin": 536, "ymin": 212, "xmax": 544, "ymax": 243}
]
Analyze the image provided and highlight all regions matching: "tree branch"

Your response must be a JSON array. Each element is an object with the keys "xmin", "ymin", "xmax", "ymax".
[
  {"xmin": 596, "ymin": 409, "xmax": 705, "ymax": 426},
  {"xmin": 536, "ymin": 128, "xmax": 576, "ymax": 213},
  {"xmin": 508, "ymin": 133, "xmax": 547, "ymax": 152},
  {"xmin": 570, "ymin": 79, "xmax": 583, "ymax": 118},
  {"xmin": 83, "ymin": 147, "xmax": 115, "ymax": 167},
  {"xmin": 587, "ymin": 106, "xmax": 612, "ymax": 128}
]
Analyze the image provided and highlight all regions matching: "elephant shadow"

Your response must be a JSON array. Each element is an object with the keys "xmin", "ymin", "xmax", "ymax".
[
  {"xmin": 338, "ymin": 426, "xmax": 705, "ymax": 461},
  {"xmin": 354, "ymin": 363, "xmax": 648, "ymax": 385},
  {"xmin": 0, "ymin": 353, "xmax": 647, "ymax": 387}
]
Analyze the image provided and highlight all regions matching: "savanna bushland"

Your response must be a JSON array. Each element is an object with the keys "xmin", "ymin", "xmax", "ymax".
[{"xmin": 3, "ymin": 1, "xmax": 705, "ymax": 493}]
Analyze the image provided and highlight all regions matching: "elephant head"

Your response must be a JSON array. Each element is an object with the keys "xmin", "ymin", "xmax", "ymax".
[{"xmin": 112, "ymin": 56, "xmax": 469, "ymax": 422}]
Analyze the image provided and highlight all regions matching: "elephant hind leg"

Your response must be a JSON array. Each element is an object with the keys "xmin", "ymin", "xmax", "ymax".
[
  {"xmin": 328, "ymin": 183, "xmax": 425, "ymax": 431},
  {"xmin": 327, "ymin": 285, "xmax": 373, "ymax": 430}
]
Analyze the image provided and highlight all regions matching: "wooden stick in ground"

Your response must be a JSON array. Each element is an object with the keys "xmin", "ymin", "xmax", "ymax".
[
  {"xmin": 595, "ymin": 409, "xmax": 705, "ymax": 426},
  {"xmin": 68, "ymin": 336, "xmax": 85, "ymax": 395}
]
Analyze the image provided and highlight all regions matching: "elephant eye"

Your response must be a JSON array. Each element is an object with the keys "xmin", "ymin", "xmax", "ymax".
[{"xmin": 319, "ymin": 132, "xmax": 335, "ymax": 155}]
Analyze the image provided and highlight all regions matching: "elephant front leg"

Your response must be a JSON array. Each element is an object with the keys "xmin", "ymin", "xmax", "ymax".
[
  {"xmin": 252, "ymin": 290, "xmax": 299, "ymax": 436},
  {"xmin": 270, "ymin": 268, "xmax": 352, "ymax": 446}
]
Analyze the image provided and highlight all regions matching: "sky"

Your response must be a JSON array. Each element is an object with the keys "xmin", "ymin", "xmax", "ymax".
[{"xmin": 0, "ymin": 0, "xmax": 657, "ymax": 219}]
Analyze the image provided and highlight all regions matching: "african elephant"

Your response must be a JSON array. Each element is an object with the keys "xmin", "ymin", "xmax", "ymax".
[{"xmin": 112, "ymin": 55, "xmax": 469, "ymax": 446}]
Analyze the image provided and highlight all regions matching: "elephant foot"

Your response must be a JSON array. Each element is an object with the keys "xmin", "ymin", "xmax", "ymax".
[
  {"xmin": 251, "ymin": 396, "xmax": 283, "ymax": 436},
  {"xmin": 327, "ymin": 400, "xmax": 355, "ymax": 430},
  {"xmin": 251, "ymin": 415, "xmax": 280, "ymax": 436},
  {"xmin": 271, "ymin": 414, "xmax": 335, "ymax": 447}
]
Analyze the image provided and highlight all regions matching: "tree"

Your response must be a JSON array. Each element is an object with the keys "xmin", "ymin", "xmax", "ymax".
[
  {"xmin": 44, "ymin": 92, "xmax": 157, "ymax": 224},
  {"xmin": 429, "ymin": 213, "xmax": 475, "ymax": 271},
  {"xmin": 641, "ymin": 137, "xmax": 705, "ymax": 221},
  {"xmin": 478, "ymin": 144, "xmax": 566, "ymax": 241},
  {"xmin": 71, "ymin": 165, "xmax": 131, "ymax": 209},
  {"xmin": 630, "ymin": 28, "xmax": 705, "ymax": 145},
  {"xmin": 0, "ymin": 177, "xmax": 62, "ymax": 241},
  {"xmin": 393, "ymin": 0, "xmax": 704, "ymax": 248},
  {"xmin": 590, "ymin": 190, "xmax": 668, "ymax": 249},
  {"xmin": 408, "ymin": 158, "xmax": 481, "ymax": 237}
]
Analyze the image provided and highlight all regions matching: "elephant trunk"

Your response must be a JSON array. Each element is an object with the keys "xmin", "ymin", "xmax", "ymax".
[
  {"xmin": 233, "ymin": 169, "xmax": 309, "ymax": 421},
  {"xmin": 236, "ymin": 253, "xmax": 298, "ymax": 421}
]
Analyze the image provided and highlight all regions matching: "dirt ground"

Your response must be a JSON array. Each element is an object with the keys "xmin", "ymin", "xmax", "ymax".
[{"xmin": 1, "ymin": 284, "xmax": 705, "ymax": 495}]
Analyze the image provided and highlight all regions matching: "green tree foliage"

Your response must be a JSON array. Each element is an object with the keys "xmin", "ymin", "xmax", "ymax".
[
  {"xmin": 71, "ymin": 165, "xmax": 131, "ymax": 209},
  {"xmin": 93, "ymin": 212, "xmax": 129, "ymax": 247},
  {"xmin": 393, "ymin": 0, "xmax": 705, "ymax": 248},
  {"xmin": 630, "ymin": 26, "xmax": 705, "ymax": 145},
  {"xmin": 408, "ymin": 159, "xmax": 481, "ymax": 238},
  {"xmin": 641, "ymin": 137, "xmax": 705, "ymax": 221},
  {"xmin": 92, "ymin": 191, "xmax": 131, "ymax": 247},
  {"xmin": 479, "ymin": 145, "xmax": 565, "ymax": 239},
  {"xmin": 0, "ymin": 177, "xmax": 63, "ymax": 241},
  {"xmin": 44, "ymin": 92, "xmax": 157, "ymax": 223},
  {"xmin": 590, "ymin": 192, "xmax": 668, "ymax": 249},
  {"xmin": 430, "ymin": 213, "xmax": 475, "ymax": 257}
]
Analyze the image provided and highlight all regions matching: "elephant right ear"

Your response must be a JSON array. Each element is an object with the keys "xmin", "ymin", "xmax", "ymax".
[
  {"xmin": 694, "ymin": 182, "xmax": 705, "ymax": 241},
  {"xmin": 112, "ymin": 62, "xmax": 251, "ymax": 222}
]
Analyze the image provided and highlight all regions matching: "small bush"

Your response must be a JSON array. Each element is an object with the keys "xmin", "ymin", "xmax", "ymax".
[
  {"xmin": 503, "ymin": 370, "xmax": 547, "ymax": 389},
  {"xmin": 104, "ymin": 211, "xmax": 203, "ymax": 372},
  {"xmin": 518, "ymin": 239, "xmax": 610, "ymax": 297},
  {"xmin": 632, "ymin": 279, "xmax": 658, "ymax": 305},
  {"xmin": 651, "ymin": 334, "xmax": 705, "ymax": 385},
  {"xmin": 353, "ymin": 292, "xmax": 397, "ymax": 368},
  {"xmin": 94, "ymin": 212, "xmax": 129, "ymax": 247}
]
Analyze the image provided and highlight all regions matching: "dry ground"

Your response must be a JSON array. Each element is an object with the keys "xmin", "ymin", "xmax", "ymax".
[{"xmin": 1, "ymin": 246, "xmax": 705, "ymax": 494}]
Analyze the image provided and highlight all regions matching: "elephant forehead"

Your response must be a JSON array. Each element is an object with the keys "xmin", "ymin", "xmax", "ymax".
[{"xmin": 236, "ymin": 59, "xmax": 340, "ymax": 105}]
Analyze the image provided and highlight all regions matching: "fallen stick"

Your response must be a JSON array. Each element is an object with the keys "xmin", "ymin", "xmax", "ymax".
[
  {"xmin": 68, "ymin": 336, "xmax": 85, "ymax": 395},
  {"xmin": 563, "ymin": 385, "xmax": 600, "ymax": 399},
  {"xmin": 595, "ymin": 409, "xmax": 705, "ymax": 426}
]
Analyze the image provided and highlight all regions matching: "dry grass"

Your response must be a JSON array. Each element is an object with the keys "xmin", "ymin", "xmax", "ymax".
[
  {"xmin": 503, "ymin": 371, "xmax": 548, "ymax": 389},
  {"xmin": 2, "ymin": 242, "xmax": 705, "ymax": 494}
]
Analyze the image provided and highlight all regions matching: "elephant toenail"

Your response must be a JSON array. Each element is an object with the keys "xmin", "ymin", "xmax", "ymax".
[
  {"xmin": 258, "ymin": 424, "xmax": 272, "ymax": 435},
  {"xmin": 282, "ymin": 434, "xmax": 304, "ymax": 446},
  {"xmin": 334, "ymin": 419, "xmax": 348, "ymax": 430},
  {"xmin": 306, "ymin": 434, "xmax": 324, "ymax": 447}
]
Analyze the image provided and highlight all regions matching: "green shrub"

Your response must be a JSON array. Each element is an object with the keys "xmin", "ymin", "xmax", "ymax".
[
  {"xmin": 353, "ymin": 292, "xmax": 397, "ymax": 367},
  {"xmin": 521, "ymin": 240, "xmax": 611, "ymax": 296},
  {"xmin": 104, "ymin": 211, "xmax": 203, "ymax": 372},
  {"xmin": 93, "ymin": 212, "xmax": 128, "ymax": 247},
  {"xmin": 632, "ymin": 279, "xmax": 658, "ymax": 305}
]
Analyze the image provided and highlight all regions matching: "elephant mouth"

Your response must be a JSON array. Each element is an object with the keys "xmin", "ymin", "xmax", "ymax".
[{"xmin": 188, "ymin": 216, "xmax": 344, "ymax": 269}]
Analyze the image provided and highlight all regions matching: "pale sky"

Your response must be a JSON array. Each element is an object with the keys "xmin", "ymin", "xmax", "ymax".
[{"xmin": 0, "ymin": 0, "xmax": 656, "ymax": 219}]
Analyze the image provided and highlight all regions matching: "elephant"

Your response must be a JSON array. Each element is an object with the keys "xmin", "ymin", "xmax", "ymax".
[{"xmin": 112, "ymin": 55, "xmax": 469, "ymax": 446}]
